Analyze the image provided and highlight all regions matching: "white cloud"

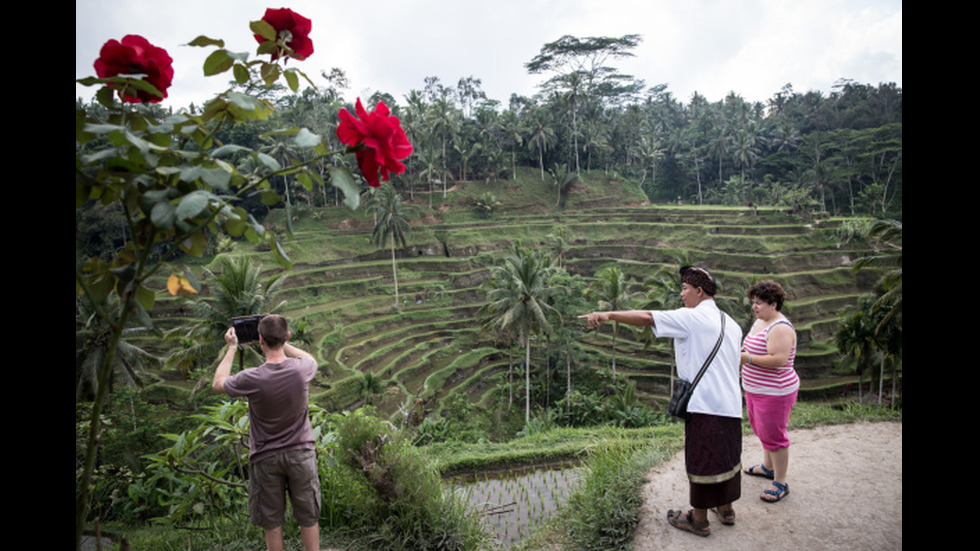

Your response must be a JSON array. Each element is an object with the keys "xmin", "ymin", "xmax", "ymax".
[{"xmin": 76, "ymin": 0, "xmax": 901, "ymax": 108}]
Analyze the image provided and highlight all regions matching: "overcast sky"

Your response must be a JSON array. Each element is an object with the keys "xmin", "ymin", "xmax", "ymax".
[{"xmin": 76, "ymin": 0, "xmax": 902, "ymax": 110}]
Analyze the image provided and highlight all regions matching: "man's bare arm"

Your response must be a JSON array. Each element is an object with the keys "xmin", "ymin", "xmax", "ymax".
[
  {"xmin": 578, "ymin": 310, "xmax": 655, "ymax": 330},
  {"xmin": 212, "ymin": 327, "xmax": 238, "ymax": 394}
]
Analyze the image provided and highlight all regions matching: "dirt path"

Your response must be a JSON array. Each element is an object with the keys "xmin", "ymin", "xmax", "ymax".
[{"xmin": 631, "ymin": 421, "xmax": 903, "ymax": 550}]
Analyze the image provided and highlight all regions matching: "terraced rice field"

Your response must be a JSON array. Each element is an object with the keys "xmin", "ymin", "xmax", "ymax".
[
  {"xmin": 151, "ymin": 175, "xmax": 882, "ymax": 420},
  {"xmin": 261, "ymin": 204, "xmax": 881, "ymax": 420}
]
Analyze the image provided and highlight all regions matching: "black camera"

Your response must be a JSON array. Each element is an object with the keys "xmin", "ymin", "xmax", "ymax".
[{"xmin": 232, "ymin": 315, "xmax": 267, "ymax": 343}]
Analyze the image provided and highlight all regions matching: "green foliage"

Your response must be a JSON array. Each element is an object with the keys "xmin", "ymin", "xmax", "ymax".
[
  {"xmin": 139, "ymin": 401, "xmax": 345, "ymax": 532},
  {"xmin": 560, "ymin": 438, "xmax": 657, "ymax": 551},
  {"xmin": 472, "ymin": 191, "xmax": 501, "ymax": 219},
  {"xmin": 141, "ymin": 400, "xmax": 251, "ymax": 527},
  {"xmin": 168, "ymin": 255, "xmax": 288, "ymax": 377},
  {"xmin": 552, "ymin": 376, "xmax": 664, "ymax": 429},
  {"xmin": 332, "ymin": 408, "xmax": 489, "ymax": 550},
  {"xmin": 74, "ymin": 17, "xmax": 369, "ymax": 545},
  {"xmin": 413, "ymin": 393, "xmax": 490, "ymax": 445}
]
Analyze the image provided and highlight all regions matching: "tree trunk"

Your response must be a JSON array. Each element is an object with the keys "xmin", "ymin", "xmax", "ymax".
[
  {"xmin": 566, "ymin": 354, "xmax": 571, "ymax": 418},
  {"xmin": 390, "ymin": 233, "xmax": 399, "ymax": 309},
  {"xmin": 525, "ymin": 339, "xmax": 531, "ymax": 423}
]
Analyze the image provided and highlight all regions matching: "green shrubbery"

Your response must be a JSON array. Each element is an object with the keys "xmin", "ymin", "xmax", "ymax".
[
  {"xmin": 327, "ymin": 408, "xmax": 489, "ymax": 550},
  {"xmin": 561, "ymin": 438, "xmax": 659, "ymax": 551},
  {"xmin": 122, "ymin": 402, "xmax": 487, "ymax": 550}
]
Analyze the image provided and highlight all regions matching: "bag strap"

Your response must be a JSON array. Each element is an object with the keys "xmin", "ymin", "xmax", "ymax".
[{"xmin": 688, "ymin": 312, "xmax": 726, "ymax": 391}]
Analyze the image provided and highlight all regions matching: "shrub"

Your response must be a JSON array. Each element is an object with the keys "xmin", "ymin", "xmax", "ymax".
[
  {"xmin": 561, "ymin": 438, "xmax": 654, "ymax": 550},
  {"xmin": 332, "ymin": 408, "xmax": 489, "ymax": 550}
]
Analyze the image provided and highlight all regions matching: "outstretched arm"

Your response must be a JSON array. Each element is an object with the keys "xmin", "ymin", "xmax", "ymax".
[{"xmin": 579, "ymin": 310, "xmax": 654, "ymax": 330}]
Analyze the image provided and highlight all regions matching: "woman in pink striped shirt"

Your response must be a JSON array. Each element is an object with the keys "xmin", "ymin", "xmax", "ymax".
[{"xmin": 739, "ymin": 280, "xmax": 799, "ymax": 503}]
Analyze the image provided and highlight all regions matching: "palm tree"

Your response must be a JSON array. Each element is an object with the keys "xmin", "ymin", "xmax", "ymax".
[
  {"xmin": 732, "ymin": 124, "xmax": 762, "ymax": 181},
  {"xmin": 481, "ymin": 244, "xmax": 559, "ymax": 422},
  {"xmin": 581, "ymin": 121, "xmax": 610, "ymax": 172},
  {"xmin": 546, "ymin": 225, "xmax": 568, "ymax": 269},
  {"xmin": 587, "ymin": 266, "xmax": 639, "ymax": 378},
  {"xmin": 528, "ymin": 121, "xmax": 557, "ymax": 182},
  {"xmin": 640, "ymin": 261, "xmax": 687, "ymax": 395},
  {"xmin": 835, "ymin": 303, "xmax": 876, "ymax": 401},
  {"xmin": 171, "ymin": 256, "xmax": 288, "ymax": 374},
  {"xmin": 428, "ymin": 96, "xmax": 459, "ymax": 195},
  {"xmin": 358, "ymin": 371, "xmax": 385, "ymax": 406},
  {"xmin": 260, "ymin": 134, "xmax": 300, "ymax": 206},
  {"xmin": 417, "ymin": 146, "xmax": 441, "ymax": 209},
  {"xmin": 76, "ymin": 296, "xmax": 158, "ymax": 401},
  {"xmin": 709, "ymin": 125, "xmax": 731, "ymax": 193},
  {"xmin": 499, "ymin": 109, "xmax": 525, "ymax": 180},
  {"xmin": 558, "ymin": 71, "xmax": 586, "ymax": 176},
  {"xmin": 853, "ymin": 219, "xmax": 902, "ymax": 332},
  {"xmin": 548, "ymin": 162, "xmax": 579, "ymax": 209},
  {"xmin": 368, "ymin": 183, "xmax": 415, "ymax": 310},
  {"xmin": 631, "ymin": 134, "xmax": 665, "ymax": 189}
]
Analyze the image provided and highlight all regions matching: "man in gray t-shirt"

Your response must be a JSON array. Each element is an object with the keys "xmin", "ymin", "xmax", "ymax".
[{"xmin": 212, "ymin": 314, "xmax": 320, "ymax": 551}]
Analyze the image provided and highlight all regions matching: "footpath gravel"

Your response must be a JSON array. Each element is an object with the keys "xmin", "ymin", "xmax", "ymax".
[{"xmin": 631, "ymin": 421, "xmax": 903, "ymax": 550}]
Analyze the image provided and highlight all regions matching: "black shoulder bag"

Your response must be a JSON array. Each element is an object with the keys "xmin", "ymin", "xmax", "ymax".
[{"xmin": 668, "ymin": 312, "xmax": 726, "ymax": 420}]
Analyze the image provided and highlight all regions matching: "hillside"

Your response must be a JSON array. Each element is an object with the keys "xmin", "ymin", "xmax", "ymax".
[{"xmin": 150, "ymin": 168, "xmax": 884, "ymax": 421}]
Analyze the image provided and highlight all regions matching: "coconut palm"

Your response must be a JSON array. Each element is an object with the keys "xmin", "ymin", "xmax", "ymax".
[
  {"xmin": 528, "ymin": 120, "xmax": 557, "ymax": 182},
  {"xmin": 481, "ymin": 244, "xmax": 559, "ymax": 422},
  {"xmin": 499, "ymin": 109, "xmax": 526, "ymax": 180},
  {"xmin": 170, "ymin": 256, "xmax": 287, "ymax": 374},
  {"xmin": 367, "ymin": 183, "xmax": 415, "ymax": 310},
  {"xmin": 639, "ymin": 261, "xmax": 687, "ymax": 395},
  {"xmin": 76, "ymin": 296, "xmax": 158, "ymax": 401},
  {"xmin": 427, "ymin": 96, "xmax": 459, "ymax": 195},
  {"xmin": 587, "ymin": 266, "xmax": 640, "ymax": 378},
  {"xmin": 358, "ymin": 371, "xmax": 385, "ymax": 406},
  {"xmin": 260, "ymin": 134, "xmax": 300, "ymax": 206},
  {"xmin": 548, "ymin": 162, "xmax": 579, "ymax": 209},
  {"xmin": 834, "ymin": 303, "xmax": 876, "ymax": 400},
  {"xmin": 546, "ymin": 225, "xmax": 568, "ymax": 270},
  {"xmin": 557, "ymin": 70, "xmax": 587, "ymax": 176},
  {"xmin": 853, "ymin": 219, "xmax": 902, "ymax": 332}
]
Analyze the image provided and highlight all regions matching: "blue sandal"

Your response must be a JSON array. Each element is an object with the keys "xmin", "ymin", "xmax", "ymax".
[
  {"xmin": 762, "ymin": 481, "xmax": 789, "ymax": 502},
  {"xmin": 744, "ymin": 464, "xmax": 774, "ymax": 479}
]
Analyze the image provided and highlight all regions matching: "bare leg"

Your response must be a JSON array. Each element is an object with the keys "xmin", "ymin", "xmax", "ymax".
[
  {"xmin": 759, "ymin": 446, "xmax": 790, "ymax": 502},
  {"xmin": 264, "ymin": 526, "xmax": 284, "ymax": 551},
  {"xmin": 770, "ymin": 446, "xmax": 789, "ymax": 484},
  {"xmin": 301, "ymin": 524, "xmax": 320, "ymax": 551},
  {"xmin": 692, "ymin": 507, "xmax": 708, "ymax": 523}
]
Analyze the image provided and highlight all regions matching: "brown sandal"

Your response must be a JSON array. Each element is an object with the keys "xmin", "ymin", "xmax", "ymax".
[
  {"xmin": 711, "ymin": 506, "xmax": 735, "ymax": 525},
  {"xmin": 667, "ymin": 509, "xmax": 710, "ymax": 537}
]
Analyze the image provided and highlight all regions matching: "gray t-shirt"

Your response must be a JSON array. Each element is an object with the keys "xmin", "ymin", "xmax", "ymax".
[{"xmin": 223, "ymin": 356, "xmax": 317, "ymax": 462}]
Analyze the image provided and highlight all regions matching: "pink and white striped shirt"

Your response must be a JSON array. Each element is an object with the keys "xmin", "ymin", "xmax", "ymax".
[{"xmin": 741, "ymin": 320, "xmax": 799, "ymax": 396}]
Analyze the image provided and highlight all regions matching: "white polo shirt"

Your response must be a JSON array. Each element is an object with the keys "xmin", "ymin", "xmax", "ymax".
[{"xmin": 651, "ymin": 300, "xmax": 743, "ymax": 419}]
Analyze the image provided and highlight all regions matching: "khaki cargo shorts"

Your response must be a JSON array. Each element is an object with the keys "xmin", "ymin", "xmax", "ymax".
[{"xmin": 248, "ymin": 449, "xmax": 321, "ymax": 529}]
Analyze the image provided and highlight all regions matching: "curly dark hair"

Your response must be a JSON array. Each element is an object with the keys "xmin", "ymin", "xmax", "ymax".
[{"xmin": 747, "ymin": 280, "xmax": 787, "ymax": 311}]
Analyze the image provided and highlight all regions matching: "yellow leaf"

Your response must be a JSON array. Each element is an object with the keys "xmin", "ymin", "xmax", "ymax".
[{"xmin": 167, "ymin": 273, "xmax": 198, "ymax": 296}]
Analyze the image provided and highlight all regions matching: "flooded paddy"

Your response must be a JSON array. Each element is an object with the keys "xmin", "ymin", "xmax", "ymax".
[{"xmin": 450, "ymin": 463, "xmax": 583, "ymax": 546}]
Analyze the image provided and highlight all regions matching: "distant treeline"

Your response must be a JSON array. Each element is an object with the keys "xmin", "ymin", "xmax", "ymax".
[{"xmin": 78, "ymin": 61, "xmax": 901, "ymax": 224}]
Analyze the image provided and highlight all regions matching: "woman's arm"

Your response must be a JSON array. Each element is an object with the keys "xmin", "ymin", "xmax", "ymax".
[{"xmin": 740, "ymin": 323, "xmax": 795, "ymax": 368}]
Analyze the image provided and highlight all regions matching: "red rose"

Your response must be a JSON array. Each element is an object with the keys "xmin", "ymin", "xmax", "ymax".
[
  {"xmin": 254, "ymin": 8, "xmax": 313, "ymax": 61},
  {"xmin": 93, "ymin": 35, "xmax": 174, "ymax": 104},
  {"xmin": 337, "ymin": 99, "xmax": 414, "ymax": 187}
]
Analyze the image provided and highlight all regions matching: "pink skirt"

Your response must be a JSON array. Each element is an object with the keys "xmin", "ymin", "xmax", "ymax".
[{"xmin": 745, "ymin": 390, "xmax": 797, "ymax": 450}]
